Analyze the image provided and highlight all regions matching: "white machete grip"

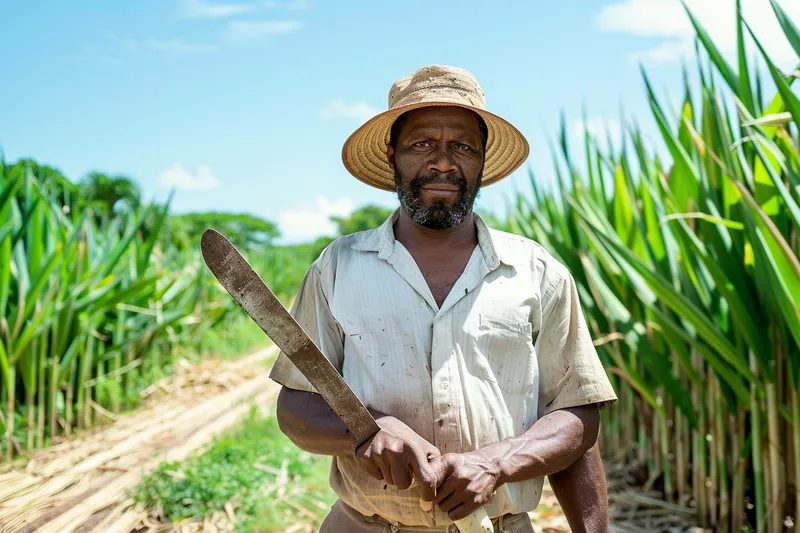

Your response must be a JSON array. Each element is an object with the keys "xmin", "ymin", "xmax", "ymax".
[{"xmin": 418, "ymin": 494, "xmax": 493, "ymax": 532}]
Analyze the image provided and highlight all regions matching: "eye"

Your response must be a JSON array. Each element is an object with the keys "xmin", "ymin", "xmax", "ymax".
[
  {"xmin": 454, "ymin": 143, "xmax": 474, "ymax": 152},
  {"xmin": 412, "ymin": 141, "xmax": 431, "ymax": 148}
]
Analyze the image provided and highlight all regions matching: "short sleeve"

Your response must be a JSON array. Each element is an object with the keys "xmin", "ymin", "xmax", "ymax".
[
  {"xmin": 535, "ymin": 268, "xmax": 617, "ymax": 418},
  {"xmin": 268, "ymin": 261, "xmax": 344, "ymax": 393}
]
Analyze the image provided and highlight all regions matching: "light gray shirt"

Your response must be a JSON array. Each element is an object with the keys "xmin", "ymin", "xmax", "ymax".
[{"xmin": 269, "ymin": 209, "xmax": 617, "ymax": 527}]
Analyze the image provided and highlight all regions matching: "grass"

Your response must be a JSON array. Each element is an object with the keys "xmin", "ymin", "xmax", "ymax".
[{"xmin": 131, "ymin": 403, "xmax": 336, "ymax": 533}]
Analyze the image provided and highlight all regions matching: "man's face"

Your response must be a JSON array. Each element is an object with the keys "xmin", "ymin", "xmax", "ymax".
[{"xmin": 387, "ymin": 106, "xmax": 485, "ymax": 230}]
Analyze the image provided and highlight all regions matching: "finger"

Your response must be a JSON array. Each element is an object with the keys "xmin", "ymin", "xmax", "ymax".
[
  {"xmin": 391, "ymin": 456, "xmax": 412, "ymax": 490},
  {"xmin": 356, "ymin": 449, "xmax": 383, "ymax": 481},
  {"xmin": 448, "ymin": 501, "xmax": 475, "ymax": 522},
  {"xmin": 379, "ymin": 459, "xmax": 395, "ymax": 487},
  {"xmin": 437, "ymin": 488, "xmax": 467, "ymax": 514},
  {"xmin": 360, "ymin": 460, "xmax": 383, "ymax": 481},
  {"xmin": 428, "ymin": 455, "xmax": 455, "ymax": 489},
  {"xmin": 408, "ymin": 449, "xmax": 437, "ymax": 500},
  {"xmin": 433, "ymin": 475, "xmax": 461, "ymax": 506},
  {"xmin": 423, "ymin": 441, "xmax": 441, "ymax": 460}
]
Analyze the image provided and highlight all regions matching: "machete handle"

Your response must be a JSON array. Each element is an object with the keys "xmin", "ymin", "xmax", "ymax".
[{"xmin": 411, "ymin": 479, "xmax": 492, "ymax": 533}]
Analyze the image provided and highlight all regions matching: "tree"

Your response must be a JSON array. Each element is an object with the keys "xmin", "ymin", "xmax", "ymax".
[
  {"xmin": 169, "ymin": 212, "xmax": 281, "ymax": 252},
  {"xmin": 330, "ymin": 205, "xmax": 394, "ymax": 236},
  {"xmin": 78, "ymin": 172, "xmax": 142, "ymax": 215},
  {"xmin": 2, "ymin": 158, "xmax": 77, "ymax": 208}
]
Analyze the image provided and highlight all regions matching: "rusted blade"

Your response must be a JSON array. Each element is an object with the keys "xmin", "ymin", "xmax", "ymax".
[{"xmin": 200, "ymin": 228, "xmax": 380, "ymax": 446}]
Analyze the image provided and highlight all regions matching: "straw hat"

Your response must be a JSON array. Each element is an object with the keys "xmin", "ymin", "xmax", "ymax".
[{"xmin": 341, "ymin": 64, "xmax": 530, "ymax": 192}]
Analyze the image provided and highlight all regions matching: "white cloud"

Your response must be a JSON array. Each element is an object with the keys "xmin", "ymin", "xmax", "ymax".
[
  {"xmin": 137, "ymin": 37, "xmax": 217, "ymax": 55},
  {"xmin": 108, "ymin": 34, "xmax": 216, "ymax": 56},
  {"xmin": 264, "ymin": 0, "xmax": 310, "ymax": 9},
  {"xmin": 223, "ymin": 20, "xmax": 303, "ymax": 42},
  {"xmin": 181, "ymin": 0, "xmax": 256, "ymax": 19},
  {"xmin": 320, "ymin": 100, "xmax": 380, "ymax": 121},
  {"xmin": 277, "ymin": 196, "xmax": 355, "ymax": 242},
  {"xmin": 597, "ymin": 0, "xmax": 800, "ymax": 67},
  {"xmin": 157, "ymin": 163, "xmax": 221, "ymax": 191},
  {"xmin": 572, "ymin": 117, "xmax": 624, "ymax": 145}
]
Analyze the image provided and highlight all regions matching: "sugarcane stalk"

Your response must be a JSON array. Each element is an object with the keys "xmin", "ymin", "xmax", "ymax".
[
  {"xmin": 707, "ymin": 376, "xmax": 718, "ymax": 527},
  {"xmin": 751, "ymin": 351, "xmax": 766, "ymax": 533},
  {"xmin": 766, "ymin": 380, "xmax": 782, "ymax": 533},
  {"xmin": 692, "ymin": 349, "xmax": 707, "ymax": 527},
  {"xmin": 4, "ymin": 366, "xmax": 15, "ymax": 462},
  {"xmin": 732, "ymin": 405, "xmax": 747, "ymax": 533},
  {"xmin": 793, "ymin": 385, "xmax": 800, "ymax": 532},
  {"xmin": 715, "ymin": 377, "xmax": 730, "ymax": 533},
  {"xmin": 65, "ymin": 357, "xmax": 76, "ymax": 437},
  {"xmin": 36, "ymin": 325, "xmax": 47, "ymax": 449},
  {"xmin": 26, "ymin": 340, "xmax": 36, "ymax": 451},
  {"xmin": 49, "ymin": 347, "xmax": 59, "ymax": 441}
]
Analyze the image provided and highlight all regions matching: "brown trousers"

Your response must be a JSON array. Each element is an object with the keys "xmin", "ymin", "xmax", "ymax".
[{"xmin": 318, "ymin": 500, "xmax": 536, "ymax": 533}]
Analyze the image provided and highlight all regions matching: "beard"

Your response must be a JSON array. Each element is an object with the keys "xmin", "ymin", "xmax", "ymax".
[{"xmin": 394, "ymin": 168, "xmax": 482, "ymax": 230}]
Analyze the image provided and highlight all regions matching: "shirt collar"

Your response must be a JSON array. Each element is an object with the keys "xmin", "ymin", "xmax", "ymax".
[{"xmin": 351, "ymin": 207, "xmax": 510, "ymax": 269}]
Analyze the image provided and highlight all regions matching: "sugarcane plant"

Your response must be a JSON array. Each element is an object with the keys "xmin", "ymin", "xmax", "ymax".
[
  {"xmin": 0, "ymin": 160, "xmax": 236, "ymax": 462},
  {"xmin": 506, "ymin": 1, "xmax": 800, "ymax": 532}
]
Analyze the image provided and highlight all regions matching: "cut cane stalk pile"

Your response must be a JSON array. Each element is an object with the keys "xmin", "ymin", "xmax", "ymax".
[{"xmin": 0, "ymin": 346, "xmax": 278, "ymax": 533}]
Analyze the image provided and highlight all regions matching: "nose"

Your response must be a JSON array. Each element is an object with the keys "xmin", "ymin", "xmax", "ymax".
[{"xmin": 426, "ymin": 144, "xmax": 458, "ymax": 175}]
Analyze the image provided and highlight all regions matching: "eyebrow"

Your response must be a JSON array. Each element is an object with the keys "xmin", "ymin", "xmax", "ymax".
[{"xmin": 403, "ymin": 125, "xmax": 482, "ymax": 143}]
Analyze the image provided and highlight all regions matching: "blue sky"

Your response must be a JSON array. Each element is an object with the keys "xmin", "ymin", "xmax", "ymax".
[{"xmin": 1, "ymin": 0, "xmax": 798, "ymax": 243}]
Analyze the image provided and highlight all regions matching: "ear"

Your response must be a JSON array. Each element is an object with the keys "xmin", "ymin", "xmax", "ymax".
[{"xmin": 386, "ymin": 145, "xmax": 396, "ymax": 168}]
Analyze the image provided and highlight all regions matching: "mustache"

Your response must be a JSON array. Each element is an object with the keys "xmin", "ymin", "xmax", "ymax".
[{"xmin": 408, "ymin": 172, "xmax": 468, "ymax": 194}]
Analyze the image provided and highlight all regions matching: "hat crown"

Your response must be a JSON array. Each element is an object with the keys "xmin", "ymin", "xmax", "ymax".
[{"xmin": 388, "ymin": 64, "xmax": 486, "ymax": 111}]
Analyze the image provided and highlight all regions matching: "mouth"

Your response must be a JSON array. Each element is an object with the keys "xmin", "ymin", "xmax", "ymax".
[
  {"xmin": 420, "ymin": 185, "xmax": 460, "ymax": 198},
  {"xmin": 420, "ymin": 183, "xmax": 460, "ymax": 194},
  {"xmin": 421, "ymin": 185, "xmax": 459, "ymax": 191}
]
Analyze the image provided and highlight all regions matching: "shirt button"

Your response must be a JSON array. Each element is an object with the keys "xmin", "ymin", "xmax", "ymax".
[{"xmin": 441, "ymin": 381, "xmax": 449, "ymax": 389}]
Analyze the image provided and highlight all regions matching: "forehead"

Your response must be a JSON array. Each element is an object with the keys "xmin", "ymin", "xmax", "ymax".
[{"xmin": 400, "ymin": 106, "xmax": 482, "ymax": 137}]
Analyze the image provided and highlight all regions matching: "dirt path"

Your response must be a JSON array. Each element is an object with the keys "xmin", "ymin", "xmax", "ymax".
[{"xmin": 0, "ymin": 346, "xmax": 280, "ymax": 533}]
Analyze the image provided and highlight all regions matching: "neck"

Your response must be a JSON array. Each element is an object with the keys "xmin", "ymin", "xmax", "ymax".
[{"xmin": 393, "ymin": 210, "xmax": 478, "ymax": 251}]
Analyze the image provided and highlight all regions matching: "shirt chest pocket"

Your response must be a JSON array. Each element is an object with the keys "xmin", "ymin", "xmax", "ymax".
[{"xmin": 472, "ymin": 313, "xmax": 537, "ymax": 395}]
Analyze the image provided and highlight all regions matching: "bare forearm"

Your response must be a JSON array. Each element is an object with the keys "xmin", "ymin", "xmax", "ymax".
[
  {"xmin": 275, "ymin": 386, "xmax": 355, "ymax": 456},
  {"xmin": 549, "ymin": 441, "xmax": 609, "ymax": 533},
  {"xmin": 474, "ymin": 405, "xmax": 600, "ymax": 487}
]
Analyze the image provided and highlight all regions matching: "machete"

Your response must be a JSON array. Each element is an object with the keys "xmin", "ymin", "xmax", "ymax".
[{"xmin": 200, "ymin": 228, "xmax": 492, "ymax": 533}]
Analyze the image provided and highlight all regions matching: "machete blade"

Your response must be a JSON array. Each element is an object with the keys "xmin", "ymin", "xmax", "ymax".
[{"xmin": 200, "ymin": 228, "xmax": 380, "ymax": 446}]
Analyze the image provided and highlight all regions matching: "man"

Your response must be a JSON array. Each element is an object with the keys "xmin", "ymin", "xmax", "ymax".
[{"xmin": 269, "ymin": 65, "xmax": 618, "ymax": 532}]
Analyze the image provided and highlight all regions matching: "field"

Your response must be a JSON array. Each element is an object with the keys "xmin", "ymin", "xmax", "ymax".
[{"xmin": 1, "ymin": 2, "xmax": 800, "ymax": 532}]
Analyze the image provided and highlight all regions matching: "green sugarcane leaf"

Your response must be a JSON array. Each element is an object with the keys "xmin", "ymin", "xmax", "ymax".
[
  {"xmin": 745, "ymin": 20, "xmax": 800, "ymax": 128},
  {"xmin": 649, "ymin": 305, "xmax": 752, "ymax": 405},
  {"xmin": 682, "ymin": 0, "xmax": 739, "ymax": 92},
  {"xmin": 747, "ymin": 213, "xmax": 800, "ymax": 351},
  {"xmin": 138, "ymin": 189, "xmax": 174, "ymax": 274},
  {"xmin": 94, "ymin": 275, "xmax": 158, "ymax": 311},
  {"xmin": 660, "ymin": 213, "xmax": 744, "ymax": 230},
  {"xmin": 736, "ymin": 0, "xmax": 756, "ymax": 113},
  {"xmin": 637, "ymin": 331, "xmax": 697, "ymax": 426},
  {"xmin": 768, "ymin": 0, "xmax": 800, "ymax": 59},
  {"xmin": 22, "ymin": 242, "xmax": 64, "ymax": 324},
  {"xmin": 587, "ymin": 221, "xmax": 757, "ymax": 385},
  {"xmin": 96, "ymin": 206, "xmax": 151, "ymax": 280},
  {"xmin": 736, "ymin": 100, "xmax": 800, "ymax": 230},
  {"xmin": 57, "ymin": 334, "xmax": 84, "ymax": 380},
  {"xmin": 668, "ymin": 216, "xmax": 772, "ymax": 370},
  {"xmin": 0, "ymin": 337, "xmax": 11, "ymax": 390}
]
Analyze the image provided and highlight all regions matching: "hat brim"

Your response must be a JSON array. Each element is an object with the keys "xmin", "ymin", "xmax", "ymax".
[{"xmin": 341, "ymin": 100, "xmax": 530, "ymax": 192}]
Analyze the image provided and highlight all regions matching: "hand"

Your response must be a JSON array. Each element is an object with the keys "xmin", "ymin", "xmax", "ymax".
[
  {"xmin": 355, "ymin": 415, "xmax": 440, "ymax": 500},
  {"xmin": 431, "ymin": 452, "xmax": 502, "ymax": 521}
]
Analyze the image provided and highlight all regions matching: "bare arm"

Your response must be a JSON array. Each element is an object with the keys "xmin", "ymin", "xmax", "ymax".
[
  {"xmin": 432, "ymin": 405, "xmax": 601, "ymax": 521},
  {"xmin": 276, "ymin": 386, "xmax": 353, "ymax": 456},
  {"xmin": 549, "ymin": 441, "xmax": 609, "ymax": 533}
]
